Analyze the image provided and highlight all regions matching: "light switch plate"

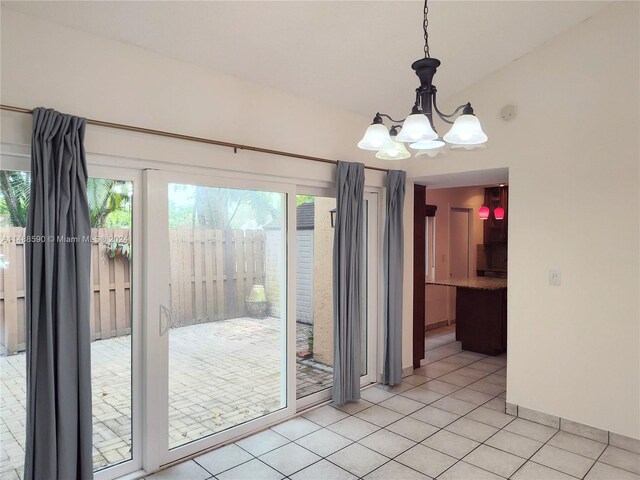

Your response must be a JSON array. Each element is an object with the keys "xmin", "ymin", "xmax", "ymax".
[{"xmin": 549, "ymin": 269, "xmax": 561, "ymax": 286}]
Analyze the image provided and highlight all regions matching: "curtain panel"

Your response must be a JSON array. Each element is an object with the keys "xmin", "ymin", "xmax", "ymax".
[
  {"xmin": 382, "ymin": 170, "xmax": 406, "ymax": 385},
  {"xmin": 24, "ymin": 108, "xmax": 93, "ymax": 480},
  {"xmin": 332, "ymin": 161, "xmax": 365, "ymax": 404}
]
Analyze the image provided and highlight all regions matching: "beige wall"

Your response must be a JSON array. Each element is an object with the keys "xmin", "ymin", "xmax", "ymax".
[
  {"xmin": 408, "ymin": 2, "xmax": 639, "ymax": 438},
  {"xmin": 425, "ymin": 186, "xmax": 486, "ymax": 327},
  {"xmin": 312, "ymin": 197, "xmax": 335, "ymax": 366}
]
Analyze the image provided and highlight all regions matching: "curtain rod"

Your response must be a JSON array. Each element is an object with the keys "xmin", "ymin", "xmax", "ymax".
[{"xmin": 0, "ymin": 104, "xmax": 389, "ymax": 173}]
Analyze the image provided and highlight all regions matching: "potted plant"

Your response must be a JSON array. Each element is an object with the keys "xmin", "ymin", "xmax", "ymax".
[
  {"xmin": 246, "ymin": 285, "xmax": 270, "ymax": 318},
  {"xmin": 104, "ymin": 241, "xmax": 131, "ymax": 260}
]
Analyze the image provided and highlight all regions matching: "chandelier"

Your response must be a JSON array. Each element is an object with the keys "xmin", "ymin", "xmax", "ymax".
[{"xmin": 358, "ymin": 0, "xmax": 488, "ymax": 160}]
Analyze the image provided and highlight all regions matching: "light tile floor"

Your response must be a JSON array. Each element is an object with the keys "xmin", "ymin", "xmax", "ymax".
[
  {"xmin": 0, "ymin": 318, "xmax": 332, "ymax": 480},
  {"xmin": 146, "ymin": 330, "xmax": 640, "ymax": 480}
]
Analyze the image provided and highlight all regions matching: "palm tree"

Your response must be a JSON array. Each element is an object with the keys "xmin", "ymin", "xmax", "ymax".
[
  {"xmin": 0, "ymin": 171, "xmax": 130, "ymax": 228},
  {"xmin": 0, "ymin": 171, "xmax": 29, "ymax": 227},
  {"xmin": 86, "ymin": 178, "xmax": 130, "ymax": 228}
]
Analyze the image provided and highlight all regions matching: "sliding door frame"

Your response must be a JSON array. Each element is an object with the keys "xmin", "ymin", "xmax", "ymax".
[
  {"xmin": 90, "ymin": 164, "xmax": 144, "ymax": 480},
  {"xmin": 294, "ymin": 185, "xmax": 381, "ymax": 411},
  {"xmin": 0, "ymin": 152, "xmax": 144, "ymax": 480},
  {"xmin": 143, "ymin": 169, "xmax": 298, "ymax": 468}
]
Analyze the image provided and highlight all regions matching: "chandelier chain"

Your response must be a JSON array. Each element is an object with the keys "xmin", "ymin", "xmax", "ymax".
[{"xmin": 423, "ymin": 0, "xmax": 430, "ymax": 58}]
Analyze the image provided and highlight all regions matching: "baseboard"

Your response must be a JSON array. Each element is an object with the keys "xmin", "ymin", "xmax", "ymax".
[
  {"xmin": 505, "ymin": 402, "xmax": 640, "ymax": 454},
  {"xmin": 425, "ymin": 319, "xmax": 456, "ymax": 331}
]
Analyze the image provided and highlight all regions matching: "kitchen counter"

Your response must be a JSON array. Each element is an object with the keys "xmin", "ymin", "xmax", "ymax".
[
  {"xmin": 426, "ymin": 277, "xmax": 507, "ymax": 290},
  {"xmin": 427, "ymin": 277, "xmax": 507, "ymax": 355}
]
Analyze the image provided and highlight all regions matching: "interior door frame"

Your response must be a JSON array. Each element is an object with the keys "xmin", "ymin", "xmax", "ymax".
[
  {"xmin": 413, "ymin": 185, "xmax": 426, "ymax": 368},
  {"xmin": 143, "ymin": 169, "xmax": 298, "ymax": 469}
]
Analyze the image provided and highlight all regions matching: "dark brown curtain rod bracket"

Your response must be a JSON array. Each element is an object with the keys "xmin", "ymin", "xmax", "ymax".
[{"xmin": 1, "ymin": 104, "xmax": 389, "ymax": 173}]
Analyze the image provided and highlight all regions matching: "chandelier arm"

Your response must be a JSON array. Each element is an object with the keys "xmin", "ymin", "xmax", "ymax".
[
  {"xmin": 432, "ymin": 93, "xmax": 470, "ymax": 124},
  {"xmin": 378, "ymin": 113, "xmax": 407, "ymax": 124}
]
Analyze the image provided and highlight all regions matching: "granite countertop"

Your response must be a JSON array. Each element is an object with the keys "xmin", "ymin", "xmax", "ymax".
[{"xmin": 426, "ymin": 277, "xmax": 507, "ymax": 290}]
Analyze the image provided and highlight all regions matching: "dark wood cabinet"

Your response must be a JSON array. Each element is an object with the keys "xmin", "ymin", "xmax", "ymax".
[
  {"xmin": 456, "ymin": 287, "xmax": 507, "ymax": 355},
  {"xmin": 483, "ymin": 186, "xmax": 509, "ymax": 244}
]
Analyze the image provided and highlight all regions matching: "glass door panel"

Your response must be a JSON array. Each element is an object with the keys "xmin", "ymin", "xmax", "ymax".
[
  {"xmin": 294, "ymin": 195, "xmax": 335, "ymax": 399},
  {"xmin": 0, "ymin": 169, "xmax": 136, "ymax": 478},
  {"xmin": 166, "ymin": 183, "xmax": 287, "ymax": 449},
  {"xmin": 89, "ymin": 177, "xmax": 135, "ymax": 472},
  {"xmin": 294, "ymin": 194, "xmax": 375, "ymax": 400}
]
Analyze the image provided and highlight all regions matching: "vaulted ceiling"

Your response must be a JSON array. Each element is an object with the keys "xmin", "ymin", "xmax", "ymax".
[{"xmin": 4, "ymin": 1, "xmax": 610, "ymax": 119}]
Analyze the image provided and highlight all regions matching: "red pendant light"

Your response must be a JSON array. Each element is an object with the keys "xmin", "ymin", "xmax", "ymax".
[
  {"xmin": 494, "ymin": 206, "xmax": 505, "ymax": 220},
  {"xmin": 479, "ymin": 205, "xmax": 490, "ymax": 220}
]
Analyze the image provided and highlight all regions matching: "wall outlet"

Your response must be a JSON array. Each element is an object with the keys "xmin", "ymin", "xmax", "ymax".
[{"xmin": 549, "ymin": 269, "xmax": 562, "ymax": 286}]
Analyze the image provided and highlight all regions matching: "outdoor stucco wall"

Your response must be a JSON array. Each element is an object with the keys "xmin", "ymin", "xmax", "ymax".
[{"xmin": 312, "ymin": 197, "xmax": 335, "ymax": 366}]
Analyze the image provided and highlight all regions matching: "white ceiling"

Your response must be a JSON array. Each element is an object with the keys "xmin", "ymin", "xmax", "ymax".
[{"xmin": 4, "ymin": 1, "xmax": 610, "ymax": 119}]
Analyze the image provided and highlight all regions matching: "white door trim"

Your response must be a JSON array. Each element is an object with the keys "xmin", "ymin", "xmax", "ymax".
[{"xmin": 144, "ymin": 170, "xmax": 297, "ymax": 468}]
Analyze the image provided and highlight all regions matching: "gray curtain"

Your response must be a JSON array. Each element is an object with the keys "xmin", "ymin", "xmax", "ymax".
[
  {"xmin": 382, "ymin": 170, "xmax": 406, "ymax": 385},
  {"xmin": 24, "ymin": 108, "xmax": 93, "ymax": 480},
  {"xmin": 332, "ymin": 161, "xmax": 365, "ymax": 404}
]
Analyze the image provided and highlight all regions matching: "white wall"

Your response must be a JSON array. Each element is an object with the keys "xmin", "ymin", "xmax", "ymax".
[
  {"xmin": 425, "ymin": 186, "xmax": 486, "ymax": 327},
  {"xmin": 0, "ymin": 7, "xmax": 415, "ymax": 372},
  {"xmin": 410, "ymin": 2, "xmax": 640, "ymax": 438}
]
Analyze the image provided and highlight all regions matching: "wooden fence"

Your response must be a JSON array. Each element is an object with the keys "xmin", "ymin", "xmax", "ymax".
[
  {"xmin": 0, "ymin": 227, "xmax": 266, "ymax": 354},
  {"xmin": 168, "ymin": 228, "xmax": 266, "ymax": 327}
]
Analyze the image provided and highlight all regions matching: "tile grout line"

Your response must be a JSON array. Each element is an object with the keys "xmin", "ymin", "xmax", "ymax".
[
  {"xmin": 195, "ymin": 336, "xmax": 635, "ymax": 480},
  {"xmin": 580, "ymin": 442, "xmax": 609, "ymax": 479}
]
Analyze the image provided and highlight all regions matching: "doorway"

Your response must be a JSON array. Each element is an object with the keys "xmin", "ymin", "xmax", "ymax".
[
  {"xmin": 414, "ymin": 169, "xmax": 508, "ymax": 376},
  {"xmin": 413, "ymin": 170, "xmax": 509, "ymax": 411}
]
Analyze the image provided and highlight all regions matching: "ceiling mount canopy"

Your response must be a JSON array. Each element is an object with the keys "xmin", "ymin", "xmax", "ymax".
[{"xmin": 358, "ymin": 0, "xmax": 488, "ymax": 159}]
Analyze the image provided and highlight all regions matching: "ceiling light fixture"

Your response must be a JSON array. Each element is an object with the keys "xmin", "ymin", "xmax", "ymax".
[
  {"xmin": 375, "ymin": 126, "xmax": 411, "ymax": 160},
  {"xmin": 494, "ymin": 184, "xmax": 505, "ymax": 220},
  {"xmin": 479, "ymin": 184, "xmax": 506, "ymax": 220},
  {"xmin": 358, "ymin": 0, "xmax": 488, "ymax": 159}
]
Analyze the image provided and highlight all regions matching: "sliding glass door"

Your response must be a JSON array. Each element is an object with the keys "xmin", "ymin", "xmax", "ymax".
[
  {"xmin": 145, "ymin": 171, "xmax": 296, "ymax": 466},
  {"xmin": 0, "ymin": 161, "xmax": 142, "ymax": 480},
  {"xmin": 0, "ymin": 156, "xmax": 380, "ymax": 477}
]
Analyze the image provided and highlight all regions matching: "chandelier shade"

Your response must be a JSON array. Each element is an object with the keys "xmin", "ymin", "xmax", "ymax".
[
  {"xmin": 357, "ymin": 123, "xmax": 393, "ymax": 150},
  {"xmin": 409, "ymin": 139, "xmax": 445, "ymax": 150},
  {"xmin": 443, "ymin": 114, "xmax": 488, "ymax": 145},
  {"xmin": 416, "ymin": 149, "xmax": 444, "ymax": 158},
  {"xmin": 376, "ymin": 138, "xmax": 411, "ymax": 160},
  {"xmin": 479, "ymin": 205, "xmax": 490, "ymax": 220},
  {"xmin": 395, "ymin": 113, "xmax": 438, "ymax": 143},
  {"xmin": 494, "ymin": 206, "xmax": 505, "ymax": 220}
]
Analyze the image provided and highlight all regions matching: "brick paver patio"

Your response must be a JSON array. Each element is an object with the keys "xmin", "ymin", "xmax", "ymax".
[{"xmin": 0, "ymin": 317, "xmax": 332, "ymax": 480}]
